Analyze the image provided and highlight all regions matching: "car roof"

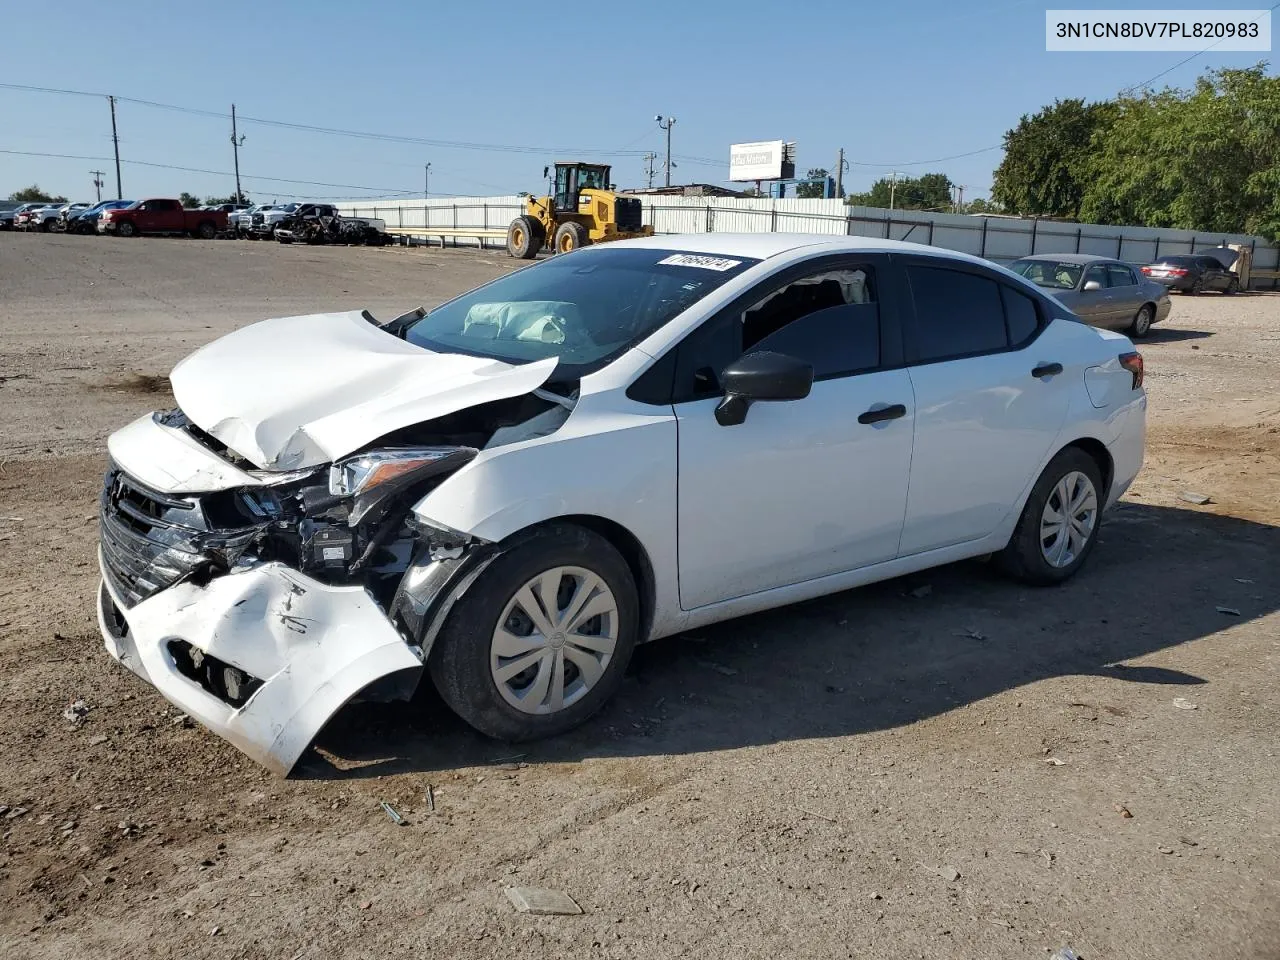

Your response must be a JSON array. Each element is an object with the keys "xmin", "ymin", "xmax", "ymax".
[
  {"xmin": 1015, "ymin": 253, "xmax": 1117, "ymax": 265},
  {"xmin": 611, "ymin": 231, "xmax": 1000, "ymax": 268}
]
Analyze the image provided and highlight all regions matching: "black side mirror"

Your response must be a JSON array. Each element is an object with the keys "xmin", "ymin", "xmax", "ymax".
[
  {"xmin": 715, "ymin": 351, "xmax": 813, "ymax": 426},
  {"xmin": 543, "ymin": 166, "xmax": 549, "ymax": 178}
]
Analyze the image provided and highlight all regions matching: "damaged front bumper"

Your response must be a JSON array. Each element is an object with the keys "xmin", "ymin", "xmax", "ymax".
[{"xmin": 97, "ymin": 560, "xmax": 423, "ymax": 775}]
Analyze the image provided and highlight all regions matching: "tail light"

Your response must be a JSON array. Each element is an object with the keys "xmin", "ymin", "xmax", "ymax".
[
  {"xmin": 1167, "ymin": 267, "xmax": 1188, "ymax": 277},
  {"xmin": 1141, "ymin": 265, "xmax": 1152, "ymax": 275},
  {"xmin": 1119, "ymin": 351, "xmax": 1144, "ymax": 389}
]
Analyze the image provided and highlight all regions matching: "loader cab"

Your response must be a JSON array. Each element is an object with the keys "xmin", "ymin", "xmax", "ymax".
[{"xmin": 549, "ymin": 162, "xmax": 612, "ymax": 214}]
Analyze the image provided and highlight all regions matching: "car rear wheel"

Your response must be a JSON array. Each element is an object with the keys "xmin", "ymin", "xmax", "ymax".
[
  {"xmin": 428, "ymin": 523, "xmax": 640, "ymax": 742},
  {"xmin": 195, "ymin": 221, "xmax": 216, "ymax": 240},
  {"xmin": 116, "ymin": 221, "xmax": 136, "ymax": 238},
  {"xmin": 1128, "ymin": 303, "xmax": 1154, "ymax": 338},
  {"xmin": 1225, "ymin": 278, "xmax": 1240, "ymax": 295},
  {"xmin": 996, "ymin": 448, "xmax": 1103, "ymax": 586},
  {"xmin": 1189, "ymin": 277, "xmax": 1204, "ymax": 294}
]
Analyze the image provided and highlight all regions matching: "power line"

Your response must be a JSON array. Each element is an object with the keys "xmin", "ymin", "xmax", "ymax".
[{"xmin": 0, "ymin": 149, "xmax": 414, "ymax": 194}]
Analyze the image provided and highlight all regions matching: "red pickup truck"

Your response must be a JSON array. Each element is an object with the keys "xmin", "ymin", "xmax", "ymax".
[{"xmin": 98, "ymin": 199, "xmax": 227, "ymax": 239}]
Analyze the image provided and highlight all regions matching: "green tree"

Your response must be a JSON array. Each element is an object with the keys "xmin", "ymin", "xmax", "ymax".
[
  {"xmin": 796, "ymin": 168, "xmax": 830, "ymax": 199},
  {"xmin": 1080, "ymin": 66, "xmax": 1280, "ymax": 241},
  {"xmin": 991, "ymin": 98, "xmax": 1116, "ymax": 219},
  {"xmin": 179, "ymin": 192, "xmax": 203, "ymax": 208},
  {"xmin": 964, "ymin": 197, "xmax": 1004, "ymax": 215},
  {"xmin": 847, "ymin": 172, "xmax": 954, "ymax": 211},
  {"xmin": 205, "ymin": 193, "xmax": 250, "ymax": 206},
  {"xmin": 8, "ymin": 185, "xmax": 66, "ymax": 203}
]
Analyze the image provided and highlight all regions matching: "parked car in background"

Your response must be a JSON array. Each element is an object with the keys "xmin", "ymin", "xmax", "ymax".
[
  {"xmin": 67, "ymin": 200, "xmax": 135, "ymax": 235},
  {"xmin": 274, "ymin": 204, "xmax": 390, "ymax": 245},
  {"xmin": 99, "ymin": 199, "xmax": 227, "ymax": 239},
  {"xmin": 1009, "ymin": 253, "xmax": 1171, "ymax": 338},
  {"xmin": 230, "ymin": 204, "xmax": 275, "ymax": 237},
  {"xmin": 24, "ymin": 203, "xmax": 82, "ymax": 232},
  {"xmin": 1140, "ymin": 254, "xmax": 1240, "ymax": 294},
  {"xmin": 247, "ymin": 203, "xmax": 298, "ymax": 239},
  {"xmin": 0, "ymin": 201, "xmax": 27, "ymax": 230},
  {"xmin": 95, "ymin": 233, "xmax": 1147, "ymax": 774},
  {"xmin": 11, "ymin": 203, "xmax": 51, "ymax": 230}
]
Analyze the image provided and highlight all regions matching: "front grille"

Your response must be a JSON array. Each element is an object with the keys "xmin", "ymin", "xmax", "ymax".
[
  {"xmin": 615, "ymin": 197, "xmax": 643, "ymax": 232},
  {"xmin": 251, "ymin": 213, "xmax": 264, "ymax": 225},
  {"xmin": 99, "ymin": 467, "xmax": 211, "ymax": 608}
]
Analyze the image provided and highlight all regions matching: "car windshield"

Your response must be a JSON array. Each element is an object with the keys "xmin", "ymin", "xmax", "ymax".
[
  {"xmin": 405, "ymin": 247, "xmax": 759, "ymax": 378},
  {"xmin": 1010, "ymin": 259, "xmax": 1083, "ymax": 290}
]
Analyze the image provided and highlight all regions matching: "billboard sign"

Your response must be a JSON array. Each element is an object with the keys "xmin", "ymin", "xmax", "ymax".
[{"xmin": 729, "ymin": 140, "xmax": 794, "ymax": 181}]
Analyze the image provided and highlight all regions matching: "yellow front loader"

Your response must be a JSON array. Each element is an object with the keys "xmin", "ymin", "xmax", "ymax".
[{"xmin": 506, "ymin": 161, "xmax": 653, "ymax": 259}]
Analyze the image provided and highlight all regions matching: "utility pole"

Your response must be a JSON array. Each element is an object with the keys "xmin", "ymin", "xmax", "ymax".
[
  {"xmin": 108, "ymin": 95, "xmax": 122, "ymax": 199},
  {"xmin": 90, "ymin": 170, "xmax": 105, "ymax": 203},
  {"xmin": 424, "ymin": 163, "xmax": 431, "ymax": 199},
  {"xmin": 835, "ymin": 148, "xmax": 848, "ymax": 198},
  {"xmin": 889, "ymin": 170, "xmax": 899, "ymax": 211},
  {"xmin": 642, "ymin": 152, "xmax": 657, "ymax": 190},
  {"xmin": 954, "ymin": 184, "xmax": 966, "ymax": 213},
  {"xmin": 230, "ymin": 104, "xmax": 246, "ymax": 203},
  {"xmin": 655, "ymin": 115, "xmax": 676, "ymax": 188}
]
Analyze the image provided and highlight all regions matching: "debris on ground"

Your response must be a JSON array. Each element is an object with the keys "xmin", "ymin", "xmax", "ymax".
[
  {"xmin": 504, "ymin": 887, "xmax": 583, "ymax": 915},
  {"xmin": 1173, "ymin": 698, "xmax": 1198, "ymax": 711},
  {"xmin": 380, "ymin": 802, "xmax": 405, "ymax": 826},
  {"xmin": 62, "ymin": 699, "xmax": 89, "ymax": 724},
  {"xmin": 696, "ymin": 660, "xmax": 739, "ymax": 677},
  {"xmin": 1115, "ymin": 804, "xmax": 1133, "ymax": 818},
  {"xmin": 1049, "ymin": 949, "xmax": 1081, "ymax": 960},
  {"xmin": 171, "ymin": 714, "xmax": 193, "ymax": 727},
  {"xmin": 4, "ymin": 806, "xmax": 28, "ymax": 820},
  {"xmin": 1178, "ymin": 491, "xmax": 1212, "ymax": 505},
  {"xmin": 1215, "ymin": 606, "xmax": 1241, "ymax": 616},
  {"xmin": 1041, "ymin": 758, "xmax": 1067, "ymax": 766},
  {"xmin": 426, "ymin": 785, "xmax": 435, "ymax": 812},
  {"xmin": 954, "ymin": 627, "xmax": 988, "ymax": 641},
  {"xmin": 910, "ymin": 584, "xmax": 933, "ymax": 599},
  {"xmin": 1235, "ymin": 578, "xmax": 1255, "ymax": 584}
]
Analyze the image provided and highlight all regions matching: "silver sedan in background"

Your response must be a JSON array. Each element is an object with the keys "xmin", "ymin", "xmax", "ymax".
[{"xmin": 1009, "ymin": 253, "xmax": 1172, "ymax": 338}]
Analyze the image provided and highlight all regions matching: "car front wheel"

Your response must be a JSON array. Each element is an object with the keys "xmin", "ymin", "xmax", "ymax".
[
  {"xmin": 996, "ymin": 448, "xmax": 1103, "ymax": 585},
  {"xmin": 428, "ymin": 523, "xmax": 640, "ymax": 742}
]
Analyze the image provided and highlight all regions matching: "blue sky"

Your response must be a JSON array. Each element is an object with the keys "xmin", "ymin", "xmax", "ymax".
[{"xmin": 1, "ymin": 0, "xmax": 1272, "ymax": 203}]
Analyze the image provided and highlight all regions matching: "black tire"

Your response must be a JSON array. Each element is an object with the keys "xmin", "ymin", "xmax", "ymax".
[
  {"xmin": 506, "ymin": 215, "xmax": 544, "ymax": 259},
  {"xmin": 1189, "ymin": 277, "xmax": 1204, "ymax": 295},
  {"xmin": 1225, "ymin": 278, "xmax": 1240, "ymax": 295},
  {"xmin": 116, "ymin": 221, "xmax": 136, "ymax": 238},
  {"xmin": 428, "ymin": 523, "xmax": 640, "ymax": 742},
  {"xmin": 1127, "ymin": 303, "xmax": 1154, "ymax": 338},
  {"xmin": 995, "ymin": 447, "xmax": 1104, "ymax": 586},
  {"xmin": 40, "ymin": 218, "xmax": 54, "ymax": 233},
  {"xmin": 553, "ymin": 220, "xmax": 589, "ymax": 254},
  {"xmin": 195, "ymin": 221, "xmax": 216, "ymax": 240}
]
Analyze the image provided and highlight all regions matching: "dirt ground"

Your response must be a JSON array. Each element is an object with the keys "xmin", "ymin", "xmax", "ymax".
[{"xmin": 1, "ymin": 232, "xmax": 1278, "ymax": 960}]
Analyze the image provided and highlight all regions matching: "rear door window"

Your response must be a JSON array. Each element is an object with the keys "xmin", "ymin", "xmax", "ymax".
[
  {"xmin": 1106, "ymin": 264, "xmax": 1135, "ymax": 287},
  {"xmin": 905, "ymin": 266, "xmax": 1007, "ymax": 362}
]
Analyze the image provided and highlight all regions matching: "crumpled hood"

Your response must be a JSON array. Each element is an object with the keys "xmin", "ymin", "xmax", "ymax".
[{"xmin": 169, "ymin": 310, "xmax": 557, "ymax": 470}]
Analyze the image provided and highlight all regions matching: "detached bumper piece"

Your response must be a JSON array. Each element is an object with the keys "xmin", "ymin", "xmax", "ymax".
[{"xmin": 96, "ymin": 464, "xmax": 424, "ymax": 775}]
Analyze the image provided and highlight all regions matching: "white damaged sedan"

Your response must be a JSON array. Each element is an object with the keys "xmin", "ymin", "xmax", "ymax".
[{"xmin": 97, "ymin": 233, "xmax": 1146, "ymax": 774}]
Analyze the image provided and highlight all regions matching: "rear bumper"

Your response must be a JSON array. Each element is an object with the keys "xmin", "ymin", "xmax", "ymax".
[
  {"xmin": 97, "ymin": 558, "xmax": 423, "ymax": 776},
  {"xmin": 1104, "ymin": 393, "xmax": 1147, "ymax": 509}
]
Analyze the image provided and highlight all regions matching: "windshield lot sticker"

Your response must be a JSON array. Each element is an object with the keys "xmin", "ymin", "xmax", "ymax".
[{"xmin": 658, "ymin": 254, "xmax": 743, "ymax": 271}]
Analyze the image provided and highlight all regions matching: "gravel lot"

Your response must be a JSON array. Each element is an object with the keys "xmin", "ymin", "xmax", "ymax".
[{"xmin": 2, "ymin": 233, "xmax": 1278, "ymax": 960}]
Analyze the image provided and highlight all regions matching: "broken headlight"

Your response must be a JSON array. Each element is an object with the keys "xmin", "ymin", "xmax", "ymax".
[
  {"xmin": 329, "ymin": 447, "xmax": 477, "ymax": 527},
  {"xmin": 329, "ymin": 447, "xmax": 466, "ymax": 497}
]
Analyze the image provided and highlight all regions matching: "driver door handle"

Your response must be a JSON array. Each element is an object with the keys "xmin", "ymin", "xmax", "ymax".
[
  {"xmin": 858, "ymin": 403, "xmax": 907, "ymax": 425},
  {"xmin": 1032, "ymin": 362, "xmax": 1063, "ymax": 378}
]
